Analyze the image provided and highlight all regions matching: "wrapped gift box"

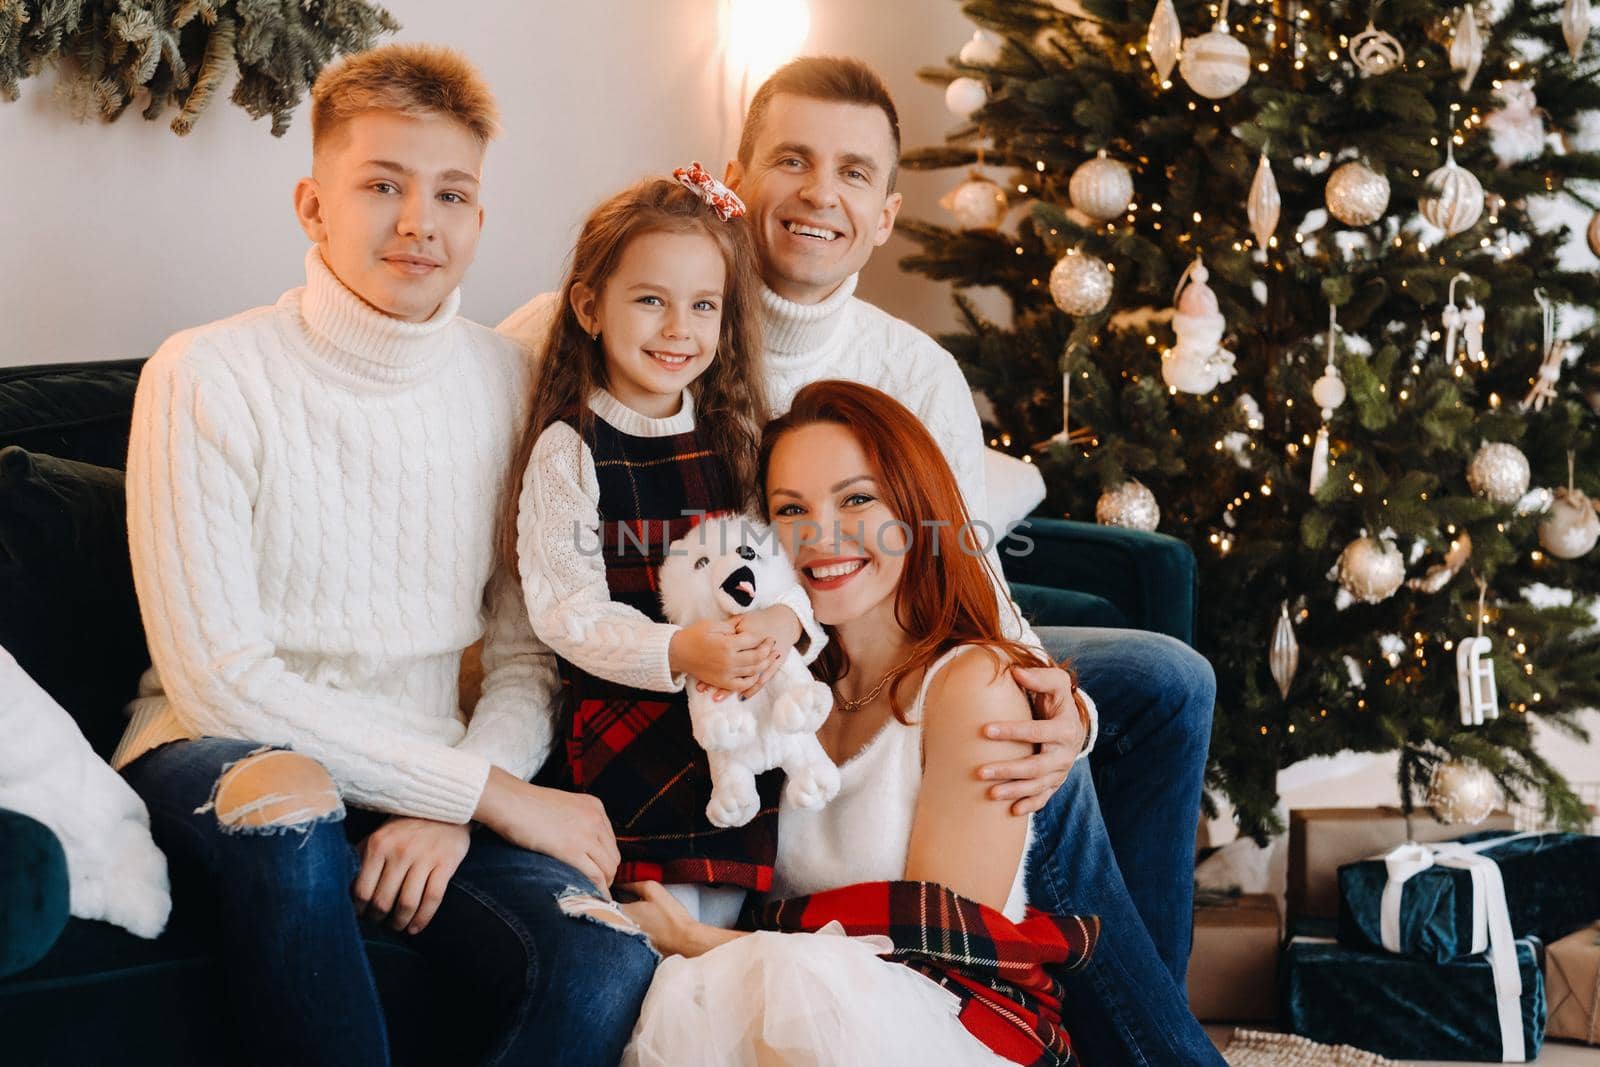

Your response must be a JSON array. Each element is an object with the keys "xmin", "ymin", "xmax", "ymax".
[
  {"xmin": 1283, "ymin": 936, "xmax": 1545, "ymax": 1062},
  {"xmin": 1338, "ymin": 831, "xmax": 1600, "ymax": 962},
  {"xmin": 1545, "ymin": 921, "xmax": 1600, "ymax": 1045},
  {"xmin": 1288, "ymin": 806, "xmax": 1514, "ymax": 919},
  {"xmin": 1187, "ymin": 893, "xmax": 1280, "ymax": 1021}
]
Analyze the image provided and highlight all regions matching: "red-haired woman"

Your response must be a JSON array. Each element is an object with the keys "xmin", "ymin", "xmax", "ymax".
[{"xmin": 618, "ymin": 380, "xmax": 1099, "ymax": 1067}]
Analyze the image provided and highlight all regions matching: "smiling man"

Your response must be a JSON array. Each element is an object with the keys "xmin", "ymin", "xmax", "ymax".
[{"xmin": 499, "ymin": 56, "xmax": 1222, "ymax": 1065}]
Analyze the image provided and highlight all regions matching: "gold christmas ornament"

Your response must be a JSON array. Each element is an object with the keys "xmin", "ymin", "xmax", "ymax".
[
  {"xmin": 1268, "ymin": 601, "xmax": 1299, "ymax": 700},
  {"xmin": 944, "ymin": 76, "xmax": 988, "ymax": 119},
  {"xmin": 1147, "ymin": 0, "xmax": 1182, "ymax": 82},
  {"xmin": 1069, "ymin": 150, "xmax": 1135, "ymax": 222},
  {"xmin": 1179, "ymin": 2, "xmax": 1250, "ymax": 101},
  {"xmin": 1095, "ymin": 480, "xmax": 1160, "ymax": 531},
  {"xmin": 1466, "ymin": 442, "xmax": 1531, "ymax": 506},
  {"xmin": 1563, "ymin": 0, "xmax": 1592, "ymax": 61},
  {"xmin": 1048, "ymin": 251, "xmax": 1114, "ymax": 316},
  {"xmin": 1350, "ymin": 18, "xmax": 1406, "ymax": 76},
  {"xmin": 1427, "ymin": 758, "xmax": 1500, "ymax": 825},
  {"xmin": 1247, "ymin": 152, "xmax": 1280, "ymax": 251},
  {"xmin": 1451, "ymin": 6, "xmax": 1484, "ymax": 90},
  {"xmin": 1325, "ymin": 161, "xmax": 1390, "ymax": 226},
  {"xmin": 940, "ymin": 174, "xmax": 1009, "ymax": 230},
  {"xmin": 959, "ymin": 29, "xmax": 1003, "ymax": 66},
  {"xmin": 1419, "ymin": 144, "xmax": 1484, "ymax": 236},
  {"xmin": 1335, "ymin": 536, "xmax": 1405, "ymax": 604}
]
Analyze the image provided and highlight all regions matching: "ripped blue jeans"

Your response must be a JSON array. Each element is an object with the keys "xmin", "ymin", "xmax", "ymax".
[{"xmin": 123, "ymin": 737, "xmax": 657, "ymax": 1067}]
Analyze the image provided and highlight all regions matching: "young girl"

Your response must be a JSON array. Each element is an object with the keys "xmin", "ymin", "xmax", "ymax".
[{"xmin": 502, "ymin": 167, "xmax": 822, "ymax": 928}]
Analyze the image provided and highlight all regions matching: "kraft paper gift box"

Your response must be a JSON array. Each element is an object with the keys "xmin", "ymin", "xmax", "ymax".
[
  {"xmin": 1282, "ymin": 936, "xmax": 1545, "ymax": 1063},
  {"xmin": 1288, "ymin": 806, "xmax": 1514, "ymax": 919},
  {"xmin": 1187, "ymin": 893, "xmax": 1280, "ymax": 1021},
  {"xmin": 1338, "ymin": 830, "xmax": 1600, "ymax": 963},
  {"xmin": 1545, "ymin": 921, "xmax": 1600, "ymax": 1045}
]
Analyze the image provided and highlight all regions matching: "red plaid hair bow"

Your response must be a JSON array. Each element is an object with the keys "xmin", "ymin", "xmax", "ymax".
[{"xmin": 673, "ymin": 161, "xmax": 747, "ymax": 221}]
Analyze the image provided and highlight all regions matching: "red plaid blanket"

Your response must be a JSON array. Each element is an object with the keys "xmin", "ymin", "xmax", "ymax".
[{"xmin": 760, "ymin": 881, "xmax": 1098, "ymax": 1066}]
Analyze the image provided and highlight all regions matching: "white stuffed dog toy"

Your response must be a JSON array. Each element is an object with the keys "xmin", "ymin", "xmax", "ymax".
[{"xmin": 659, "ymin": 515, "xmax": 840, "ymax": 828}]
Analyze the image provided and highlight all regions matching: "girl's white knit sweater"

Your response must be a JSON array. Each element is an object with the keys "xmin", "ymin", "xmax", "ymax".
[{"xmin": 111, "ymin": 249, "xmax": 558, "ymax": 825}]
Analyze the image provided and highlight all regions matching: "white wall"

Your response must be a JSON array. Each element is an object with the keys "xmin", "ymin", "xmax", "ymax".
[{"xmin": 0, "ymin": 0, "xmax": 969, "ymax": 365}]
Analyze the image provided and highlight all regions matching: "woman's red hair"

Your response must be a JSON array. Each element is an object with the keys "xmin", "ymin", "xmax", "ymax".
[{"xmin": 758, "ymin": 380, "xmax": 1055, "ymax": 722}]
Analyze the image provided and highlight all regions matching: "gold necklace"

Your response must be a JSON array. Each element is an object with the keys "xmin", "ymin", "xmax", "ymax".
[{"xmin": 831, "ymin": 653, "xmax": 919, "ymax": 713}]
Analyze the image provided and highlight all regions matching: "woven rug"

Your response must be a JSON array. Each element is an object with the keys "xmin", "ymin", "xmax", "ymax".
[{"xmin": 1224, "ymin": 1029, "xmax": 1396, "ymax": 1066}]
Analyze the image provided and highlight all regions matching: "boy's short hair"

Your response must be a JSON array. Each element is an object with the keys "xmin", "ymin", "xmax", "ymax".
[
  {"xmin": 738, "ymin": 56, "xmax": 901, "ymax": 190},
  {"xmin": 310, "ymin": 43, "xmax": 500, "ymax": 152}
]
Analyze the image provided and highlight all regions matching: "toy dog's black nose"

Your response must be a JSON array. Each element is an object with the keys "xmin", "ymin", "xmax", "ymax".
[{"xmin": 720, "ymin": 565, "xmax": 756, "ymax": 607}]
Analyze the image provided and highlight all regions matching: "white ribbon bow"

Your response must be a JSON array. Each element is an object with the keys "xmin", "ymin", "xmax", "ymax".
[{"xmin": 1378, "ymin": 832, "xmax": 1538, "ymax": 1062}]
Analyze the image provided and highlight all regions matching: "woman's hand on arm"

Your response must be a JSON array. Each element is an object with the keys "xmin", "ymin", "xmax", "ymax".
[
  {"xmin": 904, "ymin": 650, "xmax": 1035, "ymax": 911},
  {"xmin": 978, "ymin": 664, "xmax": 1090, "ymax": 816},
  {"xmin": 473, "ymin": 767, "xmax": 620, "ymax": 897}
]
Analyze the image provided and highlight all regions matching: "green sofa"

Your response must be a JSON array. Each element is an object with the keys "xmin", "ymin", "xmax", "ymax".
[{"xmin": 0, "ymin": 357, "xmax": 1197, "ymax": 1064}]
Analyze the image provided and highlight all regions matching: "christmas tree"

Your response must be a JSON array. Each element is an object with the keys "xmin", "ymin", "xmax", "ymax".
[{"xmin": 900, "ymin": 0, "xmax": 1600, "ymax": 838}]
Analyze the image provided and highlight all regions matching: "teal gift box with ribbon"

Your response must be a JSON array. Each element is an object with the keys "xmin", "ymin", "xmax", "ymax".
[
  {"xmin": 1283, "ymin": 936, "xmax": 1546, "ymax": 1062},
  {"xmin": 1338, "ymin": 831, "xmax": 1600, "ymax": 963}
]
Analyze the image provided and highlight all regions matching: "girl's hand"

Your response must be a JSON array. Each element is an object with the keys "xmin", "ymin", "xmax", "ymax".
[
  {"xmin": 474, "ymin": 768, "xmax": 620, "ymax": 895},
  {"xmin": 669, "ymin": 619, "xmax": 776, "ymax": 693},
  {"xmin": 730, "ymin": 606, "xmax": 800, "ymax": 698},
  {"xmin": 353, "ymin": 816, "xmax": 471, "ymax": 934}
]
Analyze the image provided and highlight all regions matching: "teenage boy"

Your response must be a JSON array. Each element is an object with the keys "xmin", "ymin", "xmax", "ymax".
[
  {"xmin": 501, "ymin": 56, "xmax": 1223, "ymax": 1066},
  {"xmin": 114, "ymin": 44, "xmax": 654, "ymax": 1067}
]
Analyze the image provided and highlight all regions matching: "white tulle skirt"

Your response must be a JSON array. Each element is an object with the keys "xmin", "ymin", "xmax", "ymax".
[{"xmin": 622, "ymin": 924, "xmax": 1013, "ymax": 1067}]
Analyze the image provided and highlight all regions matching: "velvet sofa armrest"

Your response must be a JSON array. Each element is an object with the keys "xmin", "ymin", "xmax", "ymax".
[
  {"xmin": 999, "ymin": 517, "xmax": 1198, "ymax": 648},
  {"xmin": 0, "ymin": 806, "xmax": 70, "ymax": 978}
]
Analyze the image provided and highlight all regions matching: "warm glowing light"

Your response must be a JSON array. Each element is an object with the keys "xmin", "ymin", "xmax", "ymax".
[{"xmin": 725, "ymin": 0, "xmax": 810, "ymax": 89}]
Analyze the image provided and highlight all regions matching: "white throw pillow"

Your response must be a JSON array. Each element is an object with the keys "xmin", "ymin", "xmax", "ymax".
[
  {"xmin": 984, "ymin": 447, "xmax": 1047, "ymax": 536},
  {"xmin": 0, "ymin": 645, "xmax": 170, "ymax": 939}
]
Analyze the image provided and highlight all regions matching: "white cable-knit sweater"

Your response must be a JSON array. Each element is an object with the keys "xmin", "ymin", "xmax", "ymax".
[
  {"xmin": 111, "ymin": 249, "xmax": 559, "ymax": 825},
  {"xmin": 515, "ymin": 388, "xmax": 822, "ymax": 691},
  {"xmin": 498, "ymin": 274, "xmax": 1097, "ymax": 749}
]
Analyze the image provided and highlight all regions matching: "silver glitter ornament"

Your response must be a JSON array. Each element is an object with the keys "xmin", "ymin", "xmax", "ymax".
[
  {"xmin": 1466, "ymin": 442, "xmax": 1531, "ymax": 507},
  {"xmin": 1049, "ymin": 251, "xmax": 1114, "ymax": 316},
  {"xmin": 1419, "ymin": 145, "xmax": 1484, "ymax": 236},
  {"xmin": 1335, "ymin": 536, "xmax": 1405, "ymax": 604},
  {"xmin": 1269, "ymin": 601, "xmax": 1299, "ymax": 700},
  {"xmin": 1326, "ymin": 161, "xmax": 1390, "ymax": 226},
  {"xmin": 1096, "ymin": 480, "xmax": 1160, "ymax": 531},
  {"xmin": 1428, "ymin": 758, "xmax": 1500, "ymax": 825}
]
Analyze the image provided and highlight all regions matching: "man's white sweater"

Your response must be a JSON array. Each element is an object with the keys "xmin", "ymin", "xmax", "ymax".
[
  {"xmin": 112, "ymin": 249, "xmax": 559, "ymax": 825},
  {"xmin": 498, "ymin": 273, "xmax": 1098, "ymax": 747}
]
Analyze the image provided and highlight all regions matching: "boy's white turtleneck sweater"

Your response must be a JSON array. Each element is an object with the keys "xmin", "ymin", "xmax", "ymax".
[
  {"xmin": 112, "ymin": 248, "xmax": 559, "ymax": 825},
  {"xmin": 498, "ymin": 273, "xmax": 1097, "ymax": 750}
]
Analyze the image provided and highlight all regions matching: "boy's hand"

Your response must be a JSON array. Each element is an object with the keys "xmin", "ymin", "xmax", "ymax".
[
  {"xmin": 669, "ymin": 618, "xmax": 776, "ymax": 693},
  {"xmin": 977, "ymin": 664, "xmax": 1090, "ymax": 816},
  {"xmin": 730, "ymin": 606, "xmax": 800, "ymax": 699},
  {"xmin": 354, "ymin": 816, "xmax": 470, "ymax": 934},
  {"xmin": 474, "ymin": 768, "xmax": 619, "ymax": 895}
]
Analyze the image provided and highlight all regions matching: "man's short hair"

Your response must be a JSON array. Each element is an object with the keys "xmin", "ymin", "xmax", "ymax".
[
  {"xmin": 310, "ymin": 43, "xmax": 500, "ymax": 152},
  {"xmin": 738, "ymin": 56, "xmax": 901, "ymax": 190}
]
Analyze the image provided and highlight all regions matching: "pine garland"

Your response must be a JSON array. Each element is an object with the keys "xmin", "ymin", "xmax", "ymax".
[
  {"xmin": 1, "ymin": 0, "xmax": 399, "ymax": 135},
  {"xmin": 903, "ymin": 0, "xmax": 1600, "ymax": 839}
]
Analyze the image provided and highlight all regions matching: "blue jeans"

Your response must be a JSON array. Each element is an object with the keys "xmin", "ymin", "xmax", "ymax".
[
  {"xmin": 123, "ymin": 737, "xmax": 657, "ymax": 1067},
  {"xmin": 1032, "ymin": 627, "xmax": 1223, "ymax": 1066}
]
